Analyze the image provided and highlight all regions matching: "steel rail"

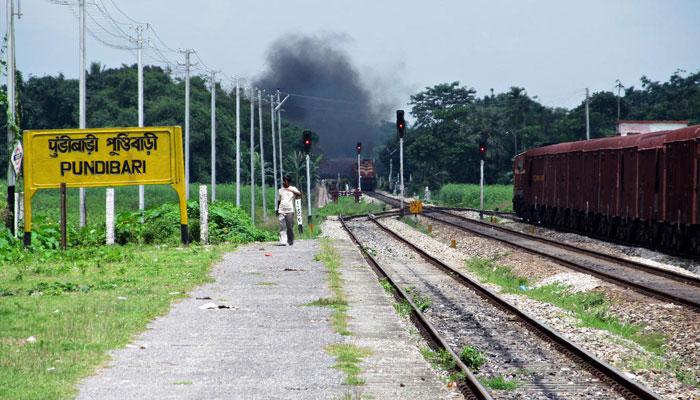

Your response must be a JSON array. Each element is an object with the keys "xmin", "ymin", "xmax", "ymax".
[
  {"xmin": 365, "ymin": 215, "xmax": 661, "ymax": 400},
  {"xmin": 339, "ymin": 217, "xmax": 493, "ymax": 400},
  {"xmin": 422, "ymin": 209, "xmax": 700, "ymax": 311},
  {"xmin": 367, "ymin": 191, "xmax": 700, "ymax": 310},
  {"xmin": 431, "ymin": 209, "xmax": 700, "ymax": 288}
]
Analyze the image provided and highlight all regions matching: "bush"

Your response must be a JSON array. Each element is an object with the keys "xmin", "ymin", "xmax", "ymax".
[
  {"xmin": 0, "ymin": 200, "xmax": 275, "ymax": 262},
  {"xmin": 115, "ymin": 200, "xmax": 275, "ymax": 245}
]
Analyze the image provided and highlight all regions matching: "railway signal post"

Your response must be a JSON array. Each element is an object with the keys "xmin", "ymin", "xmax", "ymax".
[
  {"xmin": 303, "ymin": 131, "xmax": 313, "ymax": 225},
  {"xmin": 397, "ymin": 110, "xmax": 406, "ymax": 216}
]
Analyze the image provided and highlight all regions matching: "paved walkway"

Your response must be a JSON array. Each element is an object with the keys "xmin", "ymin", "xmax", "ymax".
[
  {"xmin": 78, "ymin": 241, "xmax": 344, "ymax": 400},
  {"xmin": 77, "ymin": 235, "xmax": 459, "ymax": 399}
]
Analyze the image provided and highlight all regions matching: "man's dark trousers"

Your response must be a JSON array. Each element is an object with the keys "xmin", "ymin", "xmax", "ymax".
[{"xmin": 279, "ymin": 212, "xmax": 295, "ymax": 245}]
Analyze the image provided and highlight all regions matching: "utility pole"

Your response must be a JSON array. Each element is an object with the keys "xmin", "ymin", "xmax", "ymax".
[
  {"xmin": 135, "ymin": 24, "xmax": 147, "ymax": 211},
  {"xmin": 277, "ymin": 90, "xmax": 283, "ymax": 183},
  {"xmin": 585, "ymin": 88, "xmax": 590, "ymax": 140},
  {"xmin": 79, "ymin": 0, "xmax": 87, "ymax": 226},
  {"xmin": 180, "ymin": 49, "xmax": 194, "ymax": 199},
  {"xmin": 615, "ymin": 79, "xmax": 624, "ymax": 121},
  {"xmin": 210, "ymin": 71, "xmax": 217, "ymax": 202},
  {"xmin": 249, "ymin": 87, "xmax": 255, "ymax": 223},
  {"xmin": 270, "ymin": 94, "xmax": 278, "ymax": 207},
  {"xmin": 235, "ymin": 79, "xmax": 241, "ymax": 206},
  {"xmin": 6, "ymin": 0, "xmax": 19, "ymax": 235},
  {"xmin": 274, "ymin": 91, "xmax": 290, "ymax": 185},
  {"xmin": 258, "ymin": 90, "xmax": 266, "ymax": 220}
]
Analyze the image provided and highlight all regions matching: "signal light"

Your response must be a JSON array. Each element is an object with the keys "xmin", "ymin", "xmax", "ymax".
[
  {"xmin": 356, "ymin": 142, "xmax": 362, "ymax": 154},
  {"xmin": 303, "ymin": 130, "xmax": 312, "ymax": 154},
  {"xmin": 479, "ymin": 142, "xmax": 487, "ymax": 158},
  {"xmin": 396, "ymin": 110, "xmax": 406, "ymax": 138}
]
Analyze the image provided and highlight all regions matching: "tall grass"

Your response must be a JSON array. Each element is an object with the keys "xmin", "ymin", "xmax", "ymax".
[{"xmin": 436, "ymin": 184, "xmax": 513, "ymax": 211}]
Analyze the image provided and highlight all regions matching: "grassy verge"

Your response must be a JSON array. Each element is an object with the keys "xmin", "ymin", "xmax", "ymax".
[
  {"xmin": 436, "ymin": 184, "xmax": 513, "ymax": 211},
  {"xmin": 465, "ymin": 257, "xmax": 666, "ymax": 354},
  {"xmin": 316, "ymin": 196, "xmax": 386, "ymax": 219},
  {"xmin": 0, "ymin": 243, "xmax": 227, "ymax": 400},
  {"xmin": 309, "ymin": 238, "xmax": 371, "ymax": 387},
  {"xmin": 309, "ymin": 239, "xmax": 351, "ymax": 335}
]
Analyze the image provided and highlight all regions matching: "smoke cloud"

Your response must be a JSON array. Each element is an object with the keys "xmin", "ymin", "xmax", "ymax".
[{"xmin": 255, "ymin": 33, "xmax": 387, "ymax": 158}]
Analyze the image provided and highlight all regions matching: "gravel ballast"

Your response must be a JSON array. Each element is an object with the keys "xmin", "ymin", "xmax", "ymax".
[{"xmin": 384, "ymin": 215, "xmax": 700, "ymax": 399}]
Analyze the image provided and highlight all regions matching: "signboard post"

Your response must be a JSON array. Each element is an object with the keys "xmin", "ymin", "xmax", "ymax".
[{"xmin": 22, "ymin": 126, "xmax": 189, "ymax": 247}]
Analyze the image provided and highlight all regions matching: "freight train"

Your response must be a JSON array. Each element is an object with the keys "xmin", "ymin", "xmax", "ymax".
[
  {"xmin": 513, "ymin": 125, "xmax": 700, "ymax": 256},
  {"xmin": 318, "ymin": 158, "xmax": 377, "ymax": 191}
]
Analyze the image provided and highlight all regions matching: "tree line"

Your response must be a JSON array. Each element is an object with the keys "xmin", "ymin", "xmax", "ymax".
[
  {"xmin": 377, "ymin": 70, "xmax": 700, "ymax": 190},
  {"xmin": 0, "ymin": 63, "xmax": 318, "ymax": 187}
]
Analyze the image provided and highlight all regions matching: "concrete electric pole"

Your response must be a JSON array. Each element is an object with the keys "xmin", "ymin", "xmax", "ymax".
[
  {"xmin": 250, "ymin": 87, "xmax": 255, "ymax": 223},
  {"xmin": 6, "ymin": 0, "xmax": 19, "ymax": 235},
  {"xmin": 210, "ymin": 71, "xmax": 217, "ymax": 202},
  {"xmin": 585, "ymin": 88, "xmax": 590, "ymax": 140},
  {"xmin": 235, "ymin": 79, "xmax": 241, "ymax": 206},
  {"xmin": 79, "ymin": 0, "xmax": 87, "ymax": 226},
  {"xmin": 135, "ymin": 24, "xmax": 147, "ymax": 211},
  {"xmin": 258, "ymin": 90, "xmax": 266, "ymax": 220},
  {"xmin": 615, "ymin": 79, "xmax": 624, "ymax": 121},
  {"xmin": 270, "ymin": 94, "xmax": 278, "ymax": 206},
  {"xmin": 274, "ymin": 91, "xmax": 290, "ymax": 185},
  {"xmin": 276, "ymin": 91, "xmax": 283, "ymax": 183},
  {"xmin": 180, "ymin": 49, "xmax": 194, "ymax": 200}
]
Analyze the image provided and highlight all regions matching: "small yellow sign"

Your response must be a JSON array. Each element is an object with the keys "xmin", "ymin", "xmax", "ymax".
[
  {"xmin": 23, "ymin": 126, "xmax": 189, "ymax": 245},
  {"xmin": 409, "ymin": 200, "xmax": 423, "ymax": 214}
]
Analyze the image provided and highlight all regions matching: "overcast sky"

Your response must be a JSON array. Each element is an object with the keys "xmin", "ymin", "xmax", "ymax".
[{"xmin": 5, "ymin": 0, "xmax": 700, "ymax": 112}]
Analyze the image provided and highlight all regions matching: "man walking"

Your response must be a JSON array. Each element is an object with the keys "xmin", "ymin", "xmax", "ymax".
[{"xmin": 277, "ymin": 175, "xmax": 302, "ymax": 246}]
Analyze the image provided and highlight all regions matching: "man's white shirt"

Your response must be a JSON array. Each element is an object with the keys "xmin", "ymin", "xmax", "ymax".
[{"xmin": 278, "ymin": 186, "xmax": 301, "ymax": 213}]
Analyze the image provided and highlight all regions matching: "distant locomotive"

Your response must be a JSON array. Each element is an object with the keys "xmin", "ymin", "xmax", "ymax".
[
  {"xmin": 318, "ymin": 158, "xmax": 377, "ymax": 191},
  {"xmin": 513, "ymin": 125, "xmax": 700, "ymax": 256}
]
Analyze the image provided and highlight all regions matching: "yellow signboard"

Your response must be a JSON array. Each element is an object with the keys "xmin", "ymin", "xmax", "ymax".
[
  {"xmin": 409, "ymin": 200, "xmax": 423, "ymax": 214},
  {"xmin": 22, "ymin": 126, "xmax": 188, "ymax": 245}
]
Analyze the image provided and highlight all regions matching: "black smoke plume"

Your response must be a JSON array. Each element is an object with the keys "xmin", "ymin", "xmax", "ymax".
[{"xmin": 255, "ymin": 33, "xmax": 384, "ymax": 158}]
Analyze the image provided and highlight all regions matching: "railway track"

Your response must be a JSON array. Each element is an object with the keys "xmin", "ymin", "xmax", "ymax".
[
  {"xmin": 367, "ymin": 191, "xmax": 700, "ymax": 311},
  {"xmin": 340, "ymin": 215, "xmax": 662, "ymax": 400}
]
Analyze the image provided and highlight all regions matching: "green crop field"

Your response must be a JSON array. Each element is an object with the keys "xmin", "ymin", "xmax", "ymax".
[{"xmin": 435, "ymin": 184, "xmax": 514, "ymax": 211}]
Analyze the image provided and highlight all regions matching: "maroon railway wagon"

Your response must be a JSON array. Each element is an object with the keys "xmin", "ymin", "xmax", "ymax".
[{"xmin": 513, "ymin": 125, "xmax": 700, "ymax": 256}]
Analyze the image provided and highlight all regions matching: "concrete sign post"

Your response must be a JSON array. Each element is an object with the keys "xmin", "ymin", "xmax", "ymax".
[
  {"xmin": 22, "ymin": 126, "xmax": 189, "ymax": 247},
  {"xmin": 199, "ymin": 185, "xmax": 208, "ymax": 245},
  {"xmin": 106, "ymin": 188, "xmax": 115, "ymax": 245}
]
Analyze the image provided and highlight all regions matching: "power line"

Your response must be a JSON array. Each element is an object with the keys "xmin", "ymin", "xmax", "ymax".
[{"xmin": 104, "ymin": 0, "xmax": 147, "ymax": 25}]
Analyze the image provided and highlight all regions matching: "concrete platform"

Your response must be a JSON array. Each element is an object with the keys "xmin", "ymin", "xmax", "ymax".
[{"xmin": 77, "ymin": 237, "xmax": 458, "ymax": 399}]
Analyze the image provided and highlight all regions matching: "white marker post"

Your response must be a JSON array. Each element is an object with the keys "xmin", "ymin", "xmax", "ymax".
[
  {"xmin": 199, "ymin": 185, "xmax": 208, "ymax": 245},
  {"xmin": 106, "ymin": 188, "xmax": 115, "ymax": 245}
]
